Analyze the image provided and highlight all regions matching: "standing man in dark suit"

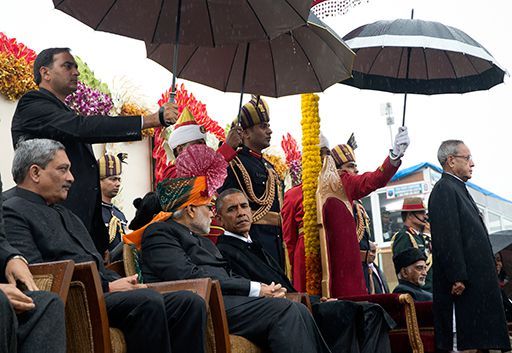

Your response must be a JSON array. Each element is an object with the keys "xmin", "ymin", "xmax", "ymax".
[
  {"xmin": 362, "ymin": 242, "xmax": 389, "ymax": 294},
  {"xmin": 3, "ymin": 139, "xmax": 207, "ymax": 353},
  {"xmin": 140, "ymin": 174, "xmax": 330, "ymax": 353},
  {"xmin": 215, "ymin": 188, "xmax": 395, "ymax": 353},
  {"xmin": 11, "ymin": 47, "xmax": 179, "ymax": 253},
  {"xmin": 1, "ymin": 173, "xmax": 66, "ymax": 353},
  {"xmin": 429, "ymin": 140, "xmax": 510, "ymax": 352}
]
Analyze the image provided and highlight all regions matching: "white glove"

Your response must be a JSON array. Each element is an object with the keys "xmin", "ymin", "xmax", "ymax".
[{"xmin": 390, "ymin": 126, "xmax": 410, "ymax": 159}]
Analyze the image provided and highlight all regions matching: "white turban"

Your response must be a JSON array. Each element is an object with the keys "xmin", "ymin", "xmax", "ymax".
[{"xmin": 168, "ymin": 125, "xmax": 206, "ymax": 150}]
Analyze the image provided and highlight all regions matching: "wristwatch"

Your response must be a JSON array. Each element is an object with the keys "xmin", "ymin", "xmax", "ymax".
[{"xmin": 9, "ymin": 255, "xmax": 28, "ymax": 265}]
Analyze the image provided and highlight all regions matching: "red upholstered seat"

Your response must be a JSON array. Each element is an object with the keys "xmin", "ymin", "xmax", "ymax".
[{"xmin": 340, "ymin": 293, "xmax": 436, "ymax": 353}]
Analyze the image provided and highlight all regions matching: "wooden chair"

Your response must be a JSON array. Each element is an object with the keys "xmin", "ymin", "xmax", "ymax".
[
  {"xmin": 67, "ymin": 261, "xmax": 222, "ymax": 353},
  {"xmin": 340, "ymin": 293, "xmax": 424, "ymax": 353},
  {"xmin": 28, "ymin": 260, "xmax": 75, "ymax": 302},
  {"xmin": 121, "ymin": 243, "xmax": 270, "ymax": 353}
]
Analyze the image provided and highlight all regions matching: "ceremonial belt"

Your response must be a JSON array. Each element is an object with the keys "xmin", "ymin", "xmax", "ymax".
[{"xmin": 253, "ymin": 211, "xmax": 281, "ymax": 227}]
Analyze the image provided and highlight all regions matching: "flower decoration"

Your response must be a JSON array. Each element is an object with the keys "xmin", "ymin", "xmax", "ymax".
[
  {"xmin": 75, "ymin": 56, "xmax": 111, "ymax": 95},
  {"xmin": 153, "ymin": 84, "xmax": 226, "ymax": 186},
  {"xmin": 301, "ymin": 93, "xmax": 322, "ymax": 295},
  {"xmin": 263, "ymin": 153, "xmax": 288, "ymax": 181},
  {"xmin": 65, "ymin": 81, "xmax": 113, "ymax": 116},
  {"xmin": 0, "ymin": 32, "xmax": 37, "ymax": 101},
  {"xmin": 281, "ymin": 133, "xmax": 302, "ymax": 186},
  {"xmin": 159, "ymin": 83, "xmax": 226, "ymax": 141},
  {"xmin": 121, "ymin": 102, "xmax": 154, "ymax": 137}
]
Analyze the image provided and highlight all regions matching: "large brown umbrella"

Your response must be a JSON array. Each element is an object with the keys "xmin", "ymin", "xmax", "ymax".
[
  {"xmin": 146, "ymin": 13, "xmax": 355, "ymax": 98},
  {"xmin": 52, "ymin": 0, "xmax": 311, "ymax": 46},
  {"xmin": 53, "ymin": 0, "xmax": 312, "ymax": 102}
]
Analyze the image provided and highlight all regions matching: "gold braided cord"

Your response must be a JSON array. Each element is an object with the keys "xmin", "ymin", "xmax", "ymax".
[
  {"xmin": 355, "ymin": 202, "xmax": 371, "ymax": 242},
  {"xmin": 108, "ymin": 215, "xmax": 125, "ymax": 244},
  {"xmin": 229, "ymin": 157, "xmax": 278, "ymax": 223}
]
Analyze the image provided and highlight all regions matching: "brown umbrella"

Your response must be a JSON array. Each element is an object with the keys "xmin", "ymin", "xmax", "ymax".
[
  {"xmin": 52, "ymin": 0, "xmax": 311, "ymax": 46},
  {"xmin": 146, "ymin": 13, "xmax": 355, "ymax": 98},
  {"xmin": 53, "ymin": 0, "xmax": 312, "ymax": 102}
]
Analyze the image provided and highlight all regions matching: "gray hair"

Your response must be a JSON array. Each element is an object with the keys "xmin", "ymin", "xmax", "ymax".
[
  {"xmin": 171, "ymin": 208, "xmax": 185, "ymax": 219},
  {"xmin": 437, "ymin": 140, "xmax": 464, "ymax": 167},
  {"xmin": 12, "ymin": 139, "xmax": 66, "ymax": 183}
]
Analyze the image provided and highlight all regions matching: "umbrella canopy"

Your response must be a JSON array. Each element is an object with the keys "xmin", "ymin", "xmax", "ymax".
[
  {"xmin": 341, "ymin": 18, "xmax": 506, "ymax": 95},
  {"xmin": 146, "ymin": 14, "xmax": 355, "ymax": 97},
  {"xmin": 53, "ymin": 0, "xmax": 311, "ymax": 46},
  {"xmin": 490, "ymin": 230, "xmax": 512, "ymax": 255}
]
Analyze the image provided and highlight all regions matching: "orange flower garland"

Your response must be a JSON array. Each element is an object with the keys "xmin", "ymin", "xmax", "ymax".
[{"xmin": 300, "ymin": 93, "xmax": 322, "ymax": 295}]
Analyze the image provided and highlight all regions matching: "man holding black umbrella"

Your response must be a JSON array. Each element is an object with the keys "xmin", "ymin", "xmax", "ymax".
[
  {"xmin": 429, "ymin": 139, "xmax": 510, "ymax": 352},
  {"xmin": 10, "ymin": 47, "xmax": 178, "ymax": 254}
]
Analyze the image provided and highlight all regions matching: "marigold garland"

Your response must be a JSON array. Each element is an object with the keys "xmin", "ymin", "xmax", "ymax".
[{"xmin": 301, "ymin": 93, "xmax": 322, "ymax": 295}]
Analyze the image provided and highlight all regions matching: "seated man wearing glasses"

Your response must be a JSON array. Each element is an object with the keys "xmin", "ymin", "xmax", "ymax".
[{"xmin": 392, "ymin": 248, "xmax": 432, "ymax": 302}]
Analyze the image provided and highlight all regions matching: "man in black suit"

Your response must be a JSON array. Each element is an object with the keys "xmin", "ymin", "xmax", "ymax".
[
  {"xmin": 140, "ymin": 175, "xmax": 330, "ymax": 353},
  {"xmin": 362, "ymin": 242, "xmax": 390, "ymax": 294},
  {"xmin": 11, "ymin": 47, "xmax": 179, "ymax": 253},
  {"xmin": 1, "ymin": 173, "xmax": 66, "ymax": 353},
  {"xmin": 392, "ymin": 248, "xmax": 432, "ymax": 302},
  {"xmin": 429, "ymin": 140, "xmax": 510, "ymax": 352},
  {"xmin": 3, "ymin": 139, "xmax": 207, "ymax": 353},
  {"xmin": 215, "ymin": 188, "xmax": 394, "ymax": 353}
]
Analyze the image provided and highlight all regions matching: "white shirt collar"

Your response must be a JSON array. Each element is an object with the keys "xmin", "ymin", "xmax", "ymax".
[
  {"xmin": 445, "ymin": 171, "xmax": 466, "ymax": 184},
  {"xmin": 224, "ymin": 230, "xmax": 253, "ymax": 243}
]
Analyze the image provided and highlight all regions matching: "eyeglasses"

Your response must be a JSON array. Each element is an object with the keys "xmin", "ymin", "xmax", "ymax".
[{"xmin": 451, "ymin": 155, "xmax": 472, "ymax": 162}]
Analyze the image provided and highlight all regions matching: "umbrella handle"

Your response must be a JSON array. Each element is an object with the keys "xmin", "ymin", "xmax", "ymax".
[
  {"xmin": 170, "ymin": 0, "xmax": 183, "ymax": 104},
  {"xmin": 236, "ymin": 43, "xmax": 250, "ymax": 126}
]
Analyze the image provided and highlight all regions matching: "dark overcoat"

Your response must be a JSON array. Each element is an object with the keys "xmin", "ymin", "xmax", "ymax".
[
  {"xmin": 429, "ymin": 173, "xmax": 510, "ymax": 351},
  {"xmin": 11, "ymin": 88, "xmax": 141, "ymax": 252}
]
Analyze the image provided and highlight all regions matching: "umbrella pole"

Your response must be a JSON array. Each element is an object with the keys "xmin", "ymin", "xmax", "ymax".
[
  {"xmin": 170, "ymin": 0, "xmax": 183, "ymax": 104},
  {"xmin": 237, "ymin": 43, "xmax": 250, "ymax": 124},
  {"xmin": 402, "ymin": 9, "xmax": 414, "ymax": 126},
  {"xmin": 402, "ymin": 93, "xmax": 407, "ymax": 126}
]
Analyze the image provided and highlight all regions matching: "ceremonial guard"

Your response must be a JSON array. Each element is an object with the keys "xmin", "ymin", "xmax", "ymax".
[
  {"xmin": 98, "ymin": 153, "xmax": 128, "ymax": 258},
  {"xmin": 391, "ymin": 197, "xmax": 433, "ymax": 292},
  {"xmin": 282, "ymin": 134, "xmax": 331, "ymax": 292},
  {"xmin": 219, "ymin": 95, "xmax": 285, "ymax": 268},
  {"xmin": 317, "ymin": 128, "xmax": 409, "ymax": 297}
]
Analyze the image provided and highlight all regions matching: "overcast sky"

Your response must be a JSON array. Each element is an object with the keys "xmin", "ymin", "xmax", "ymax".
[{"xmin": 2, "ymin": 0, "xmax": 512, "ymax": 200}]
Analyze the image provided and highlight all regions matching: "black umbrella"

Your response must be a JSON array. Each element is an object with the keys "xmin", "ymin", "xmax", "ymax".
[
  {"xmin": 146, "ymin": 13, "xmax": 355, "ymax": 114},
  {"xmin": 341, "ymin": 13, "xmax": 506, "ymax": 125},
  {"xmin": 53, "ymin": 0, "xmax": 311, "ymax": 102}
]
